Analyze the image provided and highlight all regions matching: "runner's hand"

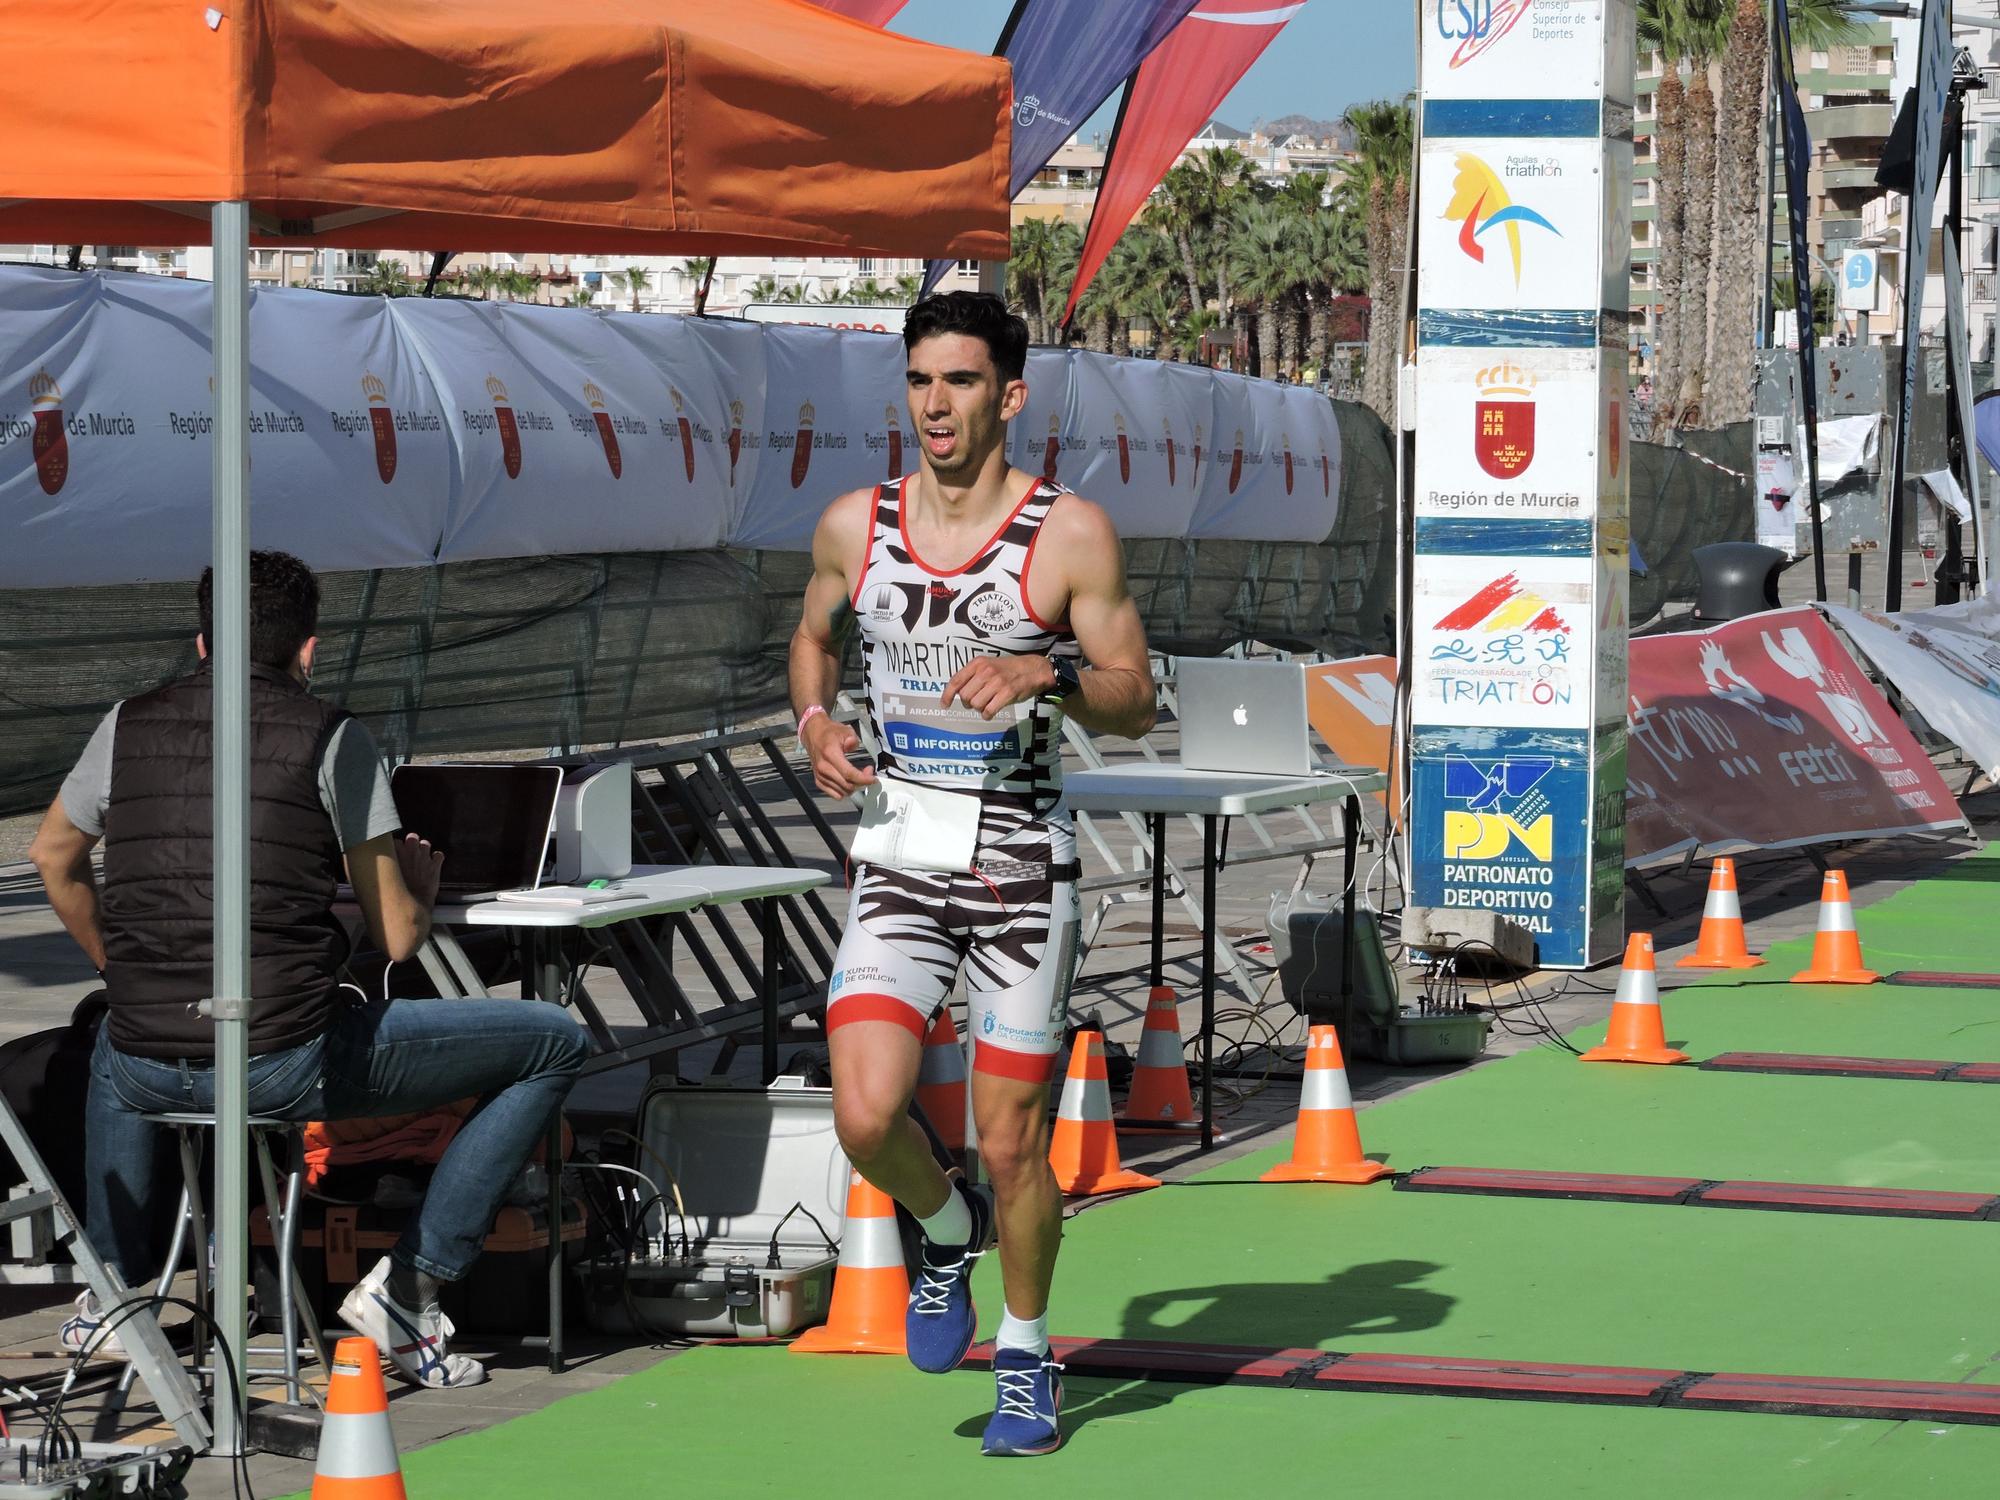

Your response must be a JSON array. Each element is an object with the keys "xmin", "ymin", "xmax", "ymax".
[
  {"xmin": 803, "ymin": 714, "xmax": 876, "ymax": 800},
  {"xmin": 396, "ymin": 831, "xmax": 444, "ymax": 909},
  {"xmin": 941, "ymin": 654, "xmax": 1056, "ymax": 720}
]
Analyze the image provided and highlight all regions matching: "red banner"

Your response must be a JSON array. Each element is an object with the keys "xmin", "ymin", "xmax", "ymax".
[
  {"xmin": 1625, "ymin": 609, "xmax": 1964, "ymax": 864},
  {"xmin": 805, "ymin": 0, "xmax": 908, "ymax": 25},
  {"xmin": 1060, "ymin": 0, "xmax": 1305, "ymax": 328}
]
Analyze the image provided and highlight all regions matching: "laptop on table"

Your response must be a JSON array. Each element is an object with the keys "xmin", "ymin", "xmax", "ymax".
[
  {"xmin": 388, "ymin": 763, "xmax": 563, "ymax": 902},
  {"xmin": 1175, "ymin": 657, "xmax": 1323, "ymax": 778}
]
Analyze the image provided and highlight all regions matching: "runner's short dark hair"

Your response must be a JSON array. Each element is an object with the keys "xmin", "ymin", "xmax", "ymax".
[
  {"xmin": 903, "ymin": 291, "xmax": 1029, "ymax": 383},
  {"xmin": 198, "ymin": 550, "xmax": 321, "ymax": 670}
]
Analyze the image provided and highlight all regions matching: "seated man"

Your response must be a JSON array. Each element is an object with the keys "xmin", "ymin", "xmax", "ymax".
[{"xmin": 28, "ymin": 549, "xmax": 586, "ymax": 1390}]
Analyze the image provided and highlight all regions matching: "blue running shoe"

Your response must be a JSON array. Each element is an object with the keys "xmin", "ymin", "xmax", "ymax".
[
  {"xmin": 982, "ymin": 1345, "xmax": 1064, "ymax": 1456},
  {"xmin": 904, "ymin": 1180, "xmax": 994, "ymax": 1374}
]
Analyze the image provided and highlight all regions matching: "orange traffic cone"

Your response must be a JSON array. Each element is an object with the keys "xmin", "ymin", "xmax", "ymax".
[
  {"xmin": 1048, "ymin": 1032, "xmax": 1160, "ymax": 1196},
  {"xmin": 914, "ymin": 1009, "xmax": 967, "ymax": 1151},
  {"xmin": 1118, "ymin": 987, "xmax": 1198, "ymax": 1131},
  {"xmin": 1791, "ymin": 870, "xmax": 1880, "ymax": 984},
  {"xmin": 1260, "ymin": 1026, "xmax": 1391, "ymax": 1184},
  {"xmin": 791, "ymin": 1170, "xmax": 908, "ymax": 1355},
  {"xmin": 312, "ymin": 1336, "xmax": 406, "ymax": 1500},
  {"xmin": 1580, "ymin": 934, "xmax": 1689, "ymax": 1064},
  {"xmin": 1676, "ymin": 857, "xmax": 1766, "ymax": 969}
]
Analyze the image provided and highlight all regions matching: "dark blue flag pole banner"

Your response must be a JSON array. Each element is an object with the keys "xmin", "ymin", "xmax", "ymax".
[
  {"xmin": 920, "ymin": 0, "xmax": 1199, "ymax": 296},
  {"xmin": 1888, "ymin": 0, "xmax": 1952, "ymax": 611},
  {"xmin": 1773, "ymin": 0, "xmax": 1825, "ymax": 601}
]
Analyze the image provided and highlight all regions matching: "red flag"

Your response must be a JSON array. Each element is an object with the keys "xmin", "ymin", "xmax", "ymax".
[
  {"xmin": 805, "ymin": 0, "xmax": 909, "ymax": 25},
  {"xmin": 1062, "ymin": 1, "xmax": 1304, "ymax": 328}
]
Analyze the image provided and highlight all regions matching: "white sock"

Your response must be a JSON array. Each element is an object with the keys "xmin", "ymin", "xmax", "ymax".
[
  {"xmin": 996, "ymin": 1306, "xmax": 1049, "ymax": 1357},
  {"xmin": 916, "ymin": 1182, "xmax": 972, "ymax": 1248}
]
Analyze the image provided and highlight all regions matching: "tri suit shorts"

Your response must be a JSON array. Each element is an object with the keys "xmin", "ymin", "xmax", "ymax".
[{"xmin": 826, "ymin": 798, "xmax": 1080, "ymax": 1084}]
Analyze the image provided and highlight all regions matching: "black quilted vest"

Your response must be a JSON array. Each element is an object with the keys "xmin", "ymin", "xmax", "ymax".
[{"xmin": 100, "ymin": 662, "xmax": 351, "ymax": 1060}]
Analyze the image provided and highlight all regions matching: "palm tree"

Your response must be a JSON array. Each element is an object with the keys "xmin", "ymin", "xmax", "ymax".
[
  {"xmin": 1228, "ymin": 199, "xmax": 1303, "ymax": 379},
  {"xmin": 1344, "ymin": 98, "xmax": 1413, "ymax": 421},
  {"xmin": 744, "ymin": 275, "xmax": 782, "ymax": 303},
  {"xmin": 1301, "ymin": 193, "xmax": 1366, "ymax": 376},
  {"xmin": 1009, "ymin": 218, "xmax": 1067, "ymax": 343},
  {"xmin": 363, "ymin": 260, "xmax": 412, "ymax": 298},
  {"xmin": 893, "ymin": 273, "xmax": 922, "ymax": 305},
  {"xmin": 1643, "ymin": 0, "xmax": 1858, "ymax": 433},
  {"xmin": 680, "ymin": 256, "xmax": 716, "ymax": 314},
  {"xmin": 459, "ymin": 264, "xmax": 497, "ymax": 300},
  {"xmin": 569, "ymin": 287, "xmax": 595, "ymax": 309},
  {"xmin": 618, "ymin": 264, "xmax": 650, "ymax": 312},
  {"xmin": 1098, "ymin": 227, "xmax": 1177, "ymax": 358}
]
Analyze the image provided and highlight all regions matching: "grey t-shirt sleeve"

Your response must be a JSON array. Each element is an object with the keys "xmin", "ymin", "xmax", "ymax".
[
  {"xmin": 59, "ymin": 705, "xmax": 119, "ymax": 838},
  {"xmin": 319, "ymin": 718, "xmax": 401, "ymax": 853}
]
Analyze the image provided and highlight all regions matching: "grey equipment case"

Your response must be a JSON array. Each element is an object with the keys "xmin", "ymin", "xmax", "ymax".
[{"xmin": 585, "ymin": 1077, "xmax": 847, "ymax": 1340}]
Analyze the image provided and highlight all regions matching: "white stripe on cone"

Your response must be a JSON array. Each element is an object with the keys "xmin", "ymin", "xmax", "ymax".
[
  {"xmin": 1301, "ymin": 1062, "xmax": 1355, "ymax": 1112},
  {"xmin": 315, "ymin": 1411, "xmax": 402, "ymax": 1480},
  {"xmin": 1613, "ymin": 965, "xmax": 1661, "ymax": 1009},
  {"xmin": 1818, "ymin": 900, "xmax": 1857, "ymax": 934},
  {"xmin": 1706, "ymin": 887, "xmax": 1742, "ymax": 921},
  {"xmin": 1135, "ymin": 1027, "xmax": 1183, "ymax": 1068},
  {"xmin": 1056, "ymin": 1069, "xmax": 1113, "ymax": 1123}
]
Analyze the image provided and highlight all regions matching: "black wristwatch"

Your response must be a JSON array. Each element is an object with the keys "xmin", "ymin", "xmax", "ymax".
[{"xmin": 1043, "ymin": 654, "xmax": 1083, "ymax": 705}]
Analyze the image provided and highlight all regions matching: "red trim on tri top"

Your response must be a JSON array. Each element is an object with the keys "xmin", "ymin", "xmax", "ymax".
[
  {"xmin": 825, "ymin": 992, "xmax": 928, "ymax": 1038},
  {"xmin": 848, "ymin": 482, "xmax": 885, "ymax": 611},
  {"xmin": 974, "ymin": 1037, "xmax": 1059, "ymax": 1083},
  {"xmin": 1017, "ymin": 490, "xmax": 1070, "ymax": 634},
  {"xmin": 897, "ymin": 475, "xmax": 1040, "ymax": 578}
]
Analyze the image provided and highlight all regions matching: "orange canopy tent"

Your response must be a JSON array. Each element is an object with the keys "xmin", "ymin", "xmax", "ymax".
[
  {"xmin": 0, "ymin": 0, "xmax": 1010, "ymax": 257},
  {"xmin": 0, "ymin": 0, "xmax": 1009, "ymax": 1458}
]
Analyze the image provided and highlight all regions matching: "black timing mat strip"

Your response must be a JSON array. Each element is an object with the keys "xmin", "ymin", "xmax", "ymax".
[
  {"xmin": 1703, "ymin": 1051, "xmax": 2000, "ymax": 1084},
  {"xmin": 1395, "ymin": 1165, "xmax": 2000, "ymax": 1221},
  {"xmin": 961, "ymin": 1338, "xmax": 2000, "ymax": 1424},
  {"xmin": 1884, "ymin": 971, "xmax": 2000, "ymax": 989}
]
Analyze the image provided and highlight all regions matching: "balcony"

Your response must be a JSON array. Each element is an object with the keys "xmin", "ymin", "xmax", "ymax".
[
  {"xmin": 1816, "ymin": 162, "xmax": 1882, "ymax": 192},
  {"xmin": 1812, "ymin": 102, "xmax": 1892, "ymax": 141}
]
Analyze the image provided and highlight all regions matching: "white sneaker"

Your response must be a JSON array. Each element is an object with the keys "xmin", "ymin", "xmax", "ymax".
[
  {"xmin": 57, "ymin": 1291, "xmax": 127, "ymax": 1360},
  {"xmin": 336, "ymin": 1257, "xmax": 486, "ymax": 1389}
]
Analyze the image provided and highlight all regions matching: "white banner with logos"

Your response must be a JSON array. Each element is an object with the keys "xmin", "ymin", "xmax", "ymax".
[
  {"xmin": 0, "ymin": 266, "xmax": 1342, "ymax": 586},
  {"xmin": 1824, "ymin": 599, "xmax": 2000, "ymax": 779}
]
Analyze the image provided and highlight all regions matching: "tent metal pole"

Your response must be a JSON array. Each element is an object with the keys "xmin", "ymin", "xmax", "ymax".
[{"xmin": 208, "ymin": 198, "xmax": 252, "ymax": 1458}]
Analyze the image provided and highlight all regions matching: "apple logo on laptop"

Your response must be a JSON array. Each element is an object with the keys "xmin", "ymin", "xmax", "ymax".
[{"xmin": 1233, "ymin": 704, "xmax": 1248, "ymax": 727}]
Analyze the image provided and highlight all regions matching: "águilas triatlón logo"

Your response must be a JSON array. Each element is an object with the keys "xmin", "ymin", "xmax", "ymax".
[
  {"xmin": 487, "ymin": 375, "xmax": 522, "ymax": 478},
  {"xmin": 1444, "ymin": 153, "xmax": 1560, "ymax": 287},
  {"xmin": 362, "ymin": 371, "xmax": 396, "ymax": 485},
  {"xmin": 584, "ymin": 380, "xmax": 621, "ymax": 478},
  {"xmin": 1438, "ymin": 0, "xmax": 1533, "ymax": 69},
  {"xmin": 1474, "ymin": 360, "xmax": 1537, "ymax": 479},
  {"xmin": 1435, "ymin": 572, "xmax": 1571, "ymax": 636},
  {"xmin": 28, "ymin": 368, "xmax": 67, "ymax": 495}
]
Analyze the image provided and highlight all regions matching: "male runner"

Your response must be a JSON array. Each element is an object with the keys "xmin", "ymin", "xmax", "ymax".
[{"xmin": 789, "ymin": 292, "xmax": 1154, "ymax": 1455}]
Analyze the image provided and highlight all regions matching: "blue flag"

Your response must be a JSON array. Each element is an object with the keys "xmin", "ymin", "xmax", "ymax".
[{"xmin": 922, "ymin": 0, "xmax": 1199, "ymax": 296}]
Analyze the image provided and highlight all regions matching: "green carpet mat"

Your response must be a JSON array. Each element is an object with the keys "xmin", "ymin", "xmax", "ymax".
[{"xmin": 289, "ymin": 849, "xmax": 2000, "ymax": 1496}]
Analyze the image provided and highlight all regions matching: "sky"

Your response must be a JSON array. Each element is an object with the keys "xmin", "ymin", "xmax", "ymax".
[{"xmin": 888, "ymin": 0, "xmax": 1415, "ymax": 142}]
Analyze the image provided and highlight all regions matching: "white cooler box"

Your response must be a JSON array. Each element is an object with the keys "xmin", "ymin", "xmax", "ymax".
[{"xmin": 586, "ymin": 1078, "xmax": 849, "ymax": 1339}]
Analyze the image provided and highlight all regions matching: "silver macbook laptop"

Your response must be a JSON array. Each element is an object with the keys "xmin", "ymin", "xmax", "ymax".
[{"xmin": 1176, "ymin": 657, "xmax": 1319, "ymax": 776}]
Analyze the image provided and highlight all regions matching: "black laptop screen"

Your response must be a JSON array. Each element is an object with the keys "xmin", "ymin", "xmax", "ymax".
[{"xmin": 389, "ymin": 764, "xmax": 561, "ymax": 895}]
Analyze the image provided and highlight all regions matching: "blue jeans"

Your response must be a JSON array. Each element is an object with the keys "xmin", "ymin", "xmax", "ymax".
[{"xmin": 86, "ymin": 997, "xmax": 587, "ymax": 1286}]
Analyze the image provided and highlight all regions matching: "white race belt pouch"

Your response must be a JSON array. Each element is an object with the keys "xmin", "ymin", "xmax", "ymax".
[{"xmin": 849, "ymin": 777, "xmax": 981, "ymax": 874}]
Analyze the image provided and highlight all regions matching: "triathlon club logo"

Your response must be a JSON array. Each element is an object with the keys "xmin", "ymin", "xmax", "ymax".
[
  {"xmin": 362, "ymin": 371, "xmax": 396, "ymax": 485},
  {"xmin": 1438, "ymin": 0, "xmax": 1534, "ymax": 69},
  {"xmin": 28, "ymin": 368, "xmax": 67, "ymax": 495},
  {"xmin": 1474, "ymin": 360, "xmax": 1537, "ymax": 479},
  {"xmin": 1443, "ymin": 153, "xmax": 1561, "ymax": 287}
]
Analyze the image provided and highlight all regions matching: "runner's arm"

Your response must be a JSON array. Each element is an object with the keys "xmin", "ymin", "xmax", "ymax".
[
  {"xmin": 1052, "ymin": 500, "xmax": 1156, "ymax": 740},
  {"xmin": 789, "ymin": 491, "xmax": 877, "ymax": 798}
]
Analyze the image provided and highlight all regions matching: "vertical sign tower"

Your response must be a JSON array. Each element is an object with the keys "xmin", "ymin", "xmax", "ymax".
[{"xmin": 1411, "ymin": 1, "xmax": 1633, "ymax": 968}]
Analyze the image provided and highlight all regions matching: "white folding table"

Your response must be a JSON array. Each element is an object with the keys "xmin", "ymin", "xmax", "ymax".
[
  {"xmin": 378, "ymin": 862, "xmax": 830, "ymax": 1370},
  {"xmin": 1060, "ymin": 764, "xmax": 1388, "ymax": 1150}
]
